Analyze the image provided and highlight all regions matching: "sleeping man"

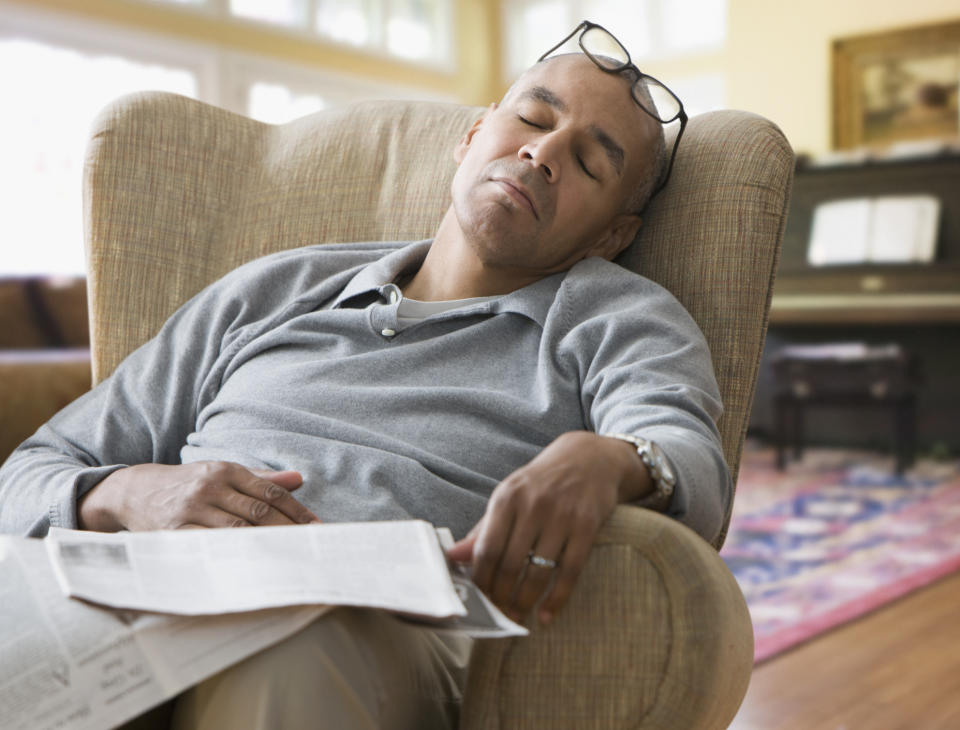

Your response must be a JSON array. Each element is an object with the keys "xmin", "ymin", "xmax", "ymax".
[{"xmin": 0, "ymin": 21, "xmax": 728, "ymax": 730}]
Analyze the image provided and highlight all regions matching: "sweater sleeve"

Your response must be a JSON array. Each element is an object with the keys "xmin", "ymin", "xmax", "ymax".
[
  {"xmin": 558, "ymin": 259, "xmax": 732, "ymax": 545},
  {"xmin": 0, "ymin": 246, "xmax": 356, "ymax": 537}
]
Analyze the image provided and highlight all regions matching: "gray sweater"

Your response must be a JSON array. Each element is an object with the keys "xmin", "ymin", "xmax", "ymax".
[{"xmin": 0, "ymin": 241, "xmax": 730, "ymax": 542}]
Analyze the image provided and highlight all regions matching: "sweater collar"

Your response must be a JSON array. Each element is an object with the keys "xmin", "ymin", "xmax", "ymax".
[{"xmin": 330, "ymin": 240, "xmax": 565, "ymax": 328}]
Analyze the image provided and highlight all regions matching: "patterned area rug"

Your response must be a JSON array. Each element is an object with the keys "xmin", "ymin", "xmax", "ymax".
[{"xmin": 721, "ymin": 444, "xmax": 960, "ymax": 663}]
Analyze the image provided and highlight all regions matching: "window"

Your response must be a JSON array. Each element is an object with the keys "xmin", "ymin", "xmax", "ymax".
[
  {"xmin": 247, "ymin": 82, "xmax": 327, "ymax": 123},
  {"xmin": 0, "ymin": 4, "xmax": 451, "ymax": 276},
  {"xmin": 668, "ymin": 73, "xmax": 726, "ymax": 117},
  {"xmin": 230, "ymin": 0, "xmax": 307, "ymax": 27},
  {"xmin": 147, "ymin": 0, "xmax": 454, "ymax": 65},
  {"xmin": 316, "ymin": 0, "xmax": 376, "ymax": 46},
  {"xmin": 502, "ymin": 0, "xmax": 727, "ymax": 116},
  {"xmin": 0, "ymin": 17, "xmax": 207, "ymax": 276},
  {"xmin": 503, "ymin": 0, "xmax": 726, "ymax": 75},
  {"xmin": 222, "ymin": 52, "xmax": 445, "ymax": 124}
]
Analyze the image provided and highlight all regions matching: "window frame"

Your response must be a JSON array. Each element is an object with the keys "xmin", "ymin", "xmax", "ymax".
[
  {"xmin": 0, "ymin": 3, "xmax": 221, "ymax": 102},
  {"xmin": 133, "ymin": 0, "xmax": 457, "ymax": 68}
]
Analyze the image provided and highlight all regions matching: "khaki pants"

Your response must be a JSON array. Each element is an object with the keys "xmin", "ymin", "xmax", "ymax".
[{"xmin": 130, "ymin": 608, "xmax": 473, "ymax": 730}]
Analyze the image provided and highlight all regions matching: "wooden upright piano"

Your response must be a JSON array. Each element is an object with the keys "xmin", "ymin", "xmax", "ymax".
[
  {"xmin": 771, "ymin": 148, "xmax": 960, "ymax": 325},
  {"xmin": 751, "ymin": 147, "xmax": 960, "ymax": 452}
]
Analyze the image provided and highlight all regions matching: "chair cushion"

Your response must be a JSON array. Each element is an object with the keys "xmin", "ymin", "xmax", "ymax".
[{"xmin": 85, "ymin": 95, "xmax": 481, "ymax": 383}]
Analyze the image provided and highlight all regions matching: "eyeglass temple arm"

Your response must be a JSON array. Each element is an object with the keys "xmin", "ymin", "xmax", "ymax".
[
  {"xmin": 536, "ymin": 21, "xmax": 590, "ymax": 63},
  {"xmin": 652, "ymin": 112, "xmax": 687, "ymax": 197}
]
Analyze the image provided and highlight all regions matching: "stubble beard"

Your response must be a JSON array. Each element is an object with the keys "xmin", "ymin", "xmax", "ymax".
[{"xmin": 452, "ymin": 162, "xmax": 551, "ymax": 270}]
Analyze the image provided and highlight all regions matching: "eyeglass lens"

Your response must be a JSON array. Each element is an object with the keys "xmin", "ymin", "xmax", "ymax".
[
  {"xmin": 580, "ymin": 26, "xmax": 681, "ymax": 123},
  {"xmin": 580, "ymin": 26, "xmax": 629, "ymax": 67},
  {"xmin": 642, "ymin": 81, "xmax": 682, "ymax": 123}
]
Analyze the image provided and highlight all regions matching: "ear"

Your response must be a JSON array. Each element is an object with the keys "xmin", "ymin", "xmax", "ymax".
[
  {"xmin": 454, "ymin": 103, "xmax": 497, "ymax": 164},
  {"xmin": 586, "ymin": 212, "xmax": 644, "ymax": 261}
]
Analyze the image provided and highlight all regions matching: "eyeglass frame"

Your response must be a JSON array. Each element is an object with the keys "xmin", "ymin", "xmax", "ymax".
[{"xmin": 537, "ymin": 20, "xmax": 688, "ymax": 200}]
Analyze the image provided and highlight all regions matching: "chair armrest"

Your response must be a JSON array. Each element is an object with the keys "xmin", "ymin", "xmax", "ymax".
[{"xmin": 460, "ymin": 505, "xmax": 753, "ymax": 730}]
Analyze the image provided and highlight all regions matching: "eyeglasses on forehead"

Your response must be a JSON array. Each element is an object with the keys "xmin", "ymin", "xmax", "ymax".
[{"xmin": 537, "ymin": 20, "xmax": 688, "ymax": 198}]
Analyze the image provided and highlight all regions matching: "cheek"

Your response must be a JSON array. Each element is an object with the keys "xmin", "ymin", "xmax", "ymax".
[{"xmin": 556, "ymin": 183, "xmax": 611, "ymax": 223}]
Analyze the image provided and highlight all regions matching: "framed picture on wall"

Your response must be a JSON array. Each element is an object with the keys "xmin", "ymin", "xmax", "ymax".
[{"xmin": 833, "ymin": 19, "xmax": 960, "ymax": 149}]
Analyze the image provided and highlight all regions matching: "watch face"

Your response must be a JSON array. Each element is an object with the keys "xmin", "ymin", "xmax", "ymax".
[{"xmin": 649, "ymin": 442, "xmax": 676, "ymax": 485}]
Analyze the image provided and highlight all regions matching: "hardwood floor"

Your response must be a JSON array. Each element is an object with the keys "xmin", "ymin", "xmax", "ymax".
[{"xmin": 729, "ymin": 569, "xmax": 960, "ymax": 730}]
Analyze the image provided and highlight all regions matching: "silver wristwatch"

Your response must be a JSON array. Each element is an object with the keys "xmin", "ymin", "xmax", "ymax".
[{"xmin": 605, "ymin": 433, "xmax": 677, "ymax": 510}]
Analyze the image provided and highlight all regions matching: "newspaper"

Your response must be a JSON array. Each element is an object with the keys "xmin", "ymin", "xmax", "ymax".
[
  {"xmin": 46, "ymin": 520, "xmax": 469, "ymax": 619},
  {"xmin": 2, "ymin": 521, "xmax": 525, "ymax": 730},
  {"xmin": 0, "ymin": 535, "xmax": 327, "ymax": 730},
  {"xmin": 426, "ymin": 528, "xmax": 527, "ymax": 637},
  {"xmin": 44, "ymin": 520, "xmax": 526, "ymax": 636}
]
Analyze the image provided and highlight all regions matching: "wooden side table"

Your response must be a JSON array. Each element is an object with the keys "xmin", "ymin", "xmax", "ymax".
[{"xmin": 772, "ymin": 344, "xmax": 920, "ymax": 474}]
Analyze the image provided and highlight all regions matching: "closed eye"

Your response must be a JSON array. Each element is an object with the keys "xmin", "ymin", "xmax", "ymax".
[
  {"xmin": 518, "ymin": 113, "xmax": 599, "ymax": 180},
  {"xmin": 578, "ymin": 156, "xmax": 598, "ymax": 180}
]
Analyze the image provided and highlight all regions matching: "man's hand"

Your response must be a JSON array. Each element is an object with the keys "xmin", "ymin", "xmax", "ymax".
[
  {"xmin": 78, "ymin": 461, "xmax": 320, "ymax": 532},
  {"xmin": 446, "ymin": 431, "xmax": 650, "ymax": 625}
]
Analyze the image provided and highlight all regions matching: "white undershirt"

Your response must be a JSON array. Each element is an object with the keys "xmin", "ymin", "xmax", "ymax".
[{"xmin": 383, "ymin": 283, "xmax": 501, "ymax": 327}]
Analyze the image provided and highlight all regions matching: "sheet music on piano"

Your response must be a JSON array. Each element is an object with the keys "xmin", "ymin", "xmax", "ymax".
[{"xmin": 807, "ymin": 195, "xmax": 941, "ymax": 266}]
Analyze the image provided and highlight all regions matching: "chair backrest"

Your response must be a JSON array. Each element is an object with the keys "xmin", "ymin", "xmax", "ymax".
[{"xmin": 84, "ymin": 93, "xmax": 793, "ymax": 546}]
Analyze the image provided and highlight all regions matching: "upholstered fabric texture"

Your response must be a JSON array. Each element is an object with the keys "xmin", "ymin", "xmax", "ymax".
[
  {"xmin": 85, "ymin": 96, "xmax": 481, "ymax": 382},
  {"xmin": 461, "ymin": 508, "xmax": 755, "ymax": 730}
]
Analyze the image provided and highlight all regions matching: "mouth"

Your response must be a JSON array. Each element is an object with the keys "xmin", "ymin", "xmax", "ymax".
[{"xmin": 492, "ymin": 178, "xmax": 539, "ymax": 220}]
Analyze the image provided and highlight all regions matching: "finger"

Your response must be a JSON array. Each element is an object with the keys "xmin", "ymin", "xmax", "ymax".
[
  {"xmin": 177, "ymin": 502, "xmax": 254, "ymax": 529},
  {"xmin": 185, "ymin": 475, "xmax": 288, "ymax": 527},
  {"xmin": 488, "ymin": 512, "xmax": 541, "ymax": 610},
  {"xmin": 250, "ymin": 469, "xmax": 303, "ymax": 489},
  {"xmin": 216, "ymin": 487, "xmax": 298, "ymax": 526},
  {"xmin": 446, "ymin": 531, "xmax": 477, "ymax": 563},
  {"xmin": 508, "ymin": 533, "xmax": 566, "ymax": 620},
  {"xmin": 469, "ymin": 504, "xmax": 515, "ymax": 595},
  {"xmin": 230, "ymin": 467, "xmax": 319, "ymax": 525},
  {"xmin": 537, "ymin": 533, "xmax": 594, "ymax": 624}
]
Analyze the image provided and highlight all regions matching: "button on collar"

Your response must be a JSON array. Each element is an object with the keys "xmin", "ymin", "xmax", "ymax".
[{"xmin": 383, "ymin": 283, "xmax": 402, "ymax": 305}]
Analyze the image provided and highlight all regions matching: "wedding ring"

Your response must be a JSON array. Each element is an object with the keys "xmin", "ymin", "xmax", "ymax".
[{"xmin": 527, "ymin": 552, "xmax": 558, "ymax": 569}]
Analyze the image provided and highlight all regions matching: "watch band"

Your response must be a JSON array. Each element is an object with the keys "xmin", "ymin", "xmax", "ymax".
[{"xmin": 604, "ymin": 433, "xmax": 677, "ymax": 511}]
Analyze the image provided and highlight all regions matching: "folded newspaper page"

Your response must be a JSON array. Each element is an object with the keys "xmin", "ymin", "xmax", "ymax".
[
  {"xmin": 0, "ymin": 535, "xmax": 327, "ymax": 730},
  {"xmin": 420, "ymin": 528, "xmax": 529, "ymax": 638},
  {"xmin": 45, "ymin": 520, "xmax": 527, "ymax": 638},
  {"xmin": 47, "ymin": 520, "xmax": 465, "ymax": 618}
]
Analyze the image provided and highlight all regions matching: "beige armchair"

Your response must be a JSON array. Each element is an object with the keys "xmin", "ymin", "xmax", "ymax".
[{"xmin": 84, "ymin": 93, "xmax": 793, "ymax": 729}]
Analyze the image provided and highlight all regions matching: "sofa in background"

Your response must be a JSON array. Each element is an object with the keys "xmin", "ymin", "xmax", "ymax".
[{"xmin": 0, "ymin": 276, "xmax": 92, "ymax": 462}]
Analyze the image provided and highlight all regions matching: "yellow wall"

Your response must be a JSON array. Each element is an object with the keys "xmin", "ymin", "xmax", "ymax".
[{"xmin": 647, "ymin": 0, "xmax": 960, "ymax": 155}]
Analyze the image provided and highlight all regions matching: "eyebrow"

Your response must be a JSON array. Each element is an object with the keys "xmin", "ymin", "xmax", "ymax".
[
  {"xmin": 518, "ymin": 85, "xmax": 626, "ymax": 176},
  {"xmin": 519, "ymin": 85, "xmax": 568, "ymax": 112},
  {"xmin": 589, "ymin": 125, "xmax": 625, "ymax": 176}
]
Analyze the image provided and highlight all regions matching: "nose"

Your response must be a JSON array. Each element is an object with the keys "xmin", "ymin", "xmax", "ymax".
[{"xmin": 518, "ymin": 133, "xmax": 563, "ymax": 182}]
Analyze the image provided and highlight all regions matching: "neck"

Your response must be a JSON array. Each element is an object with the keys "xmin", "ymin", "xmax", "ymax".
[{"xmin": 402, "ymin": 208, "xmax": 542, "ymax": 301}]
